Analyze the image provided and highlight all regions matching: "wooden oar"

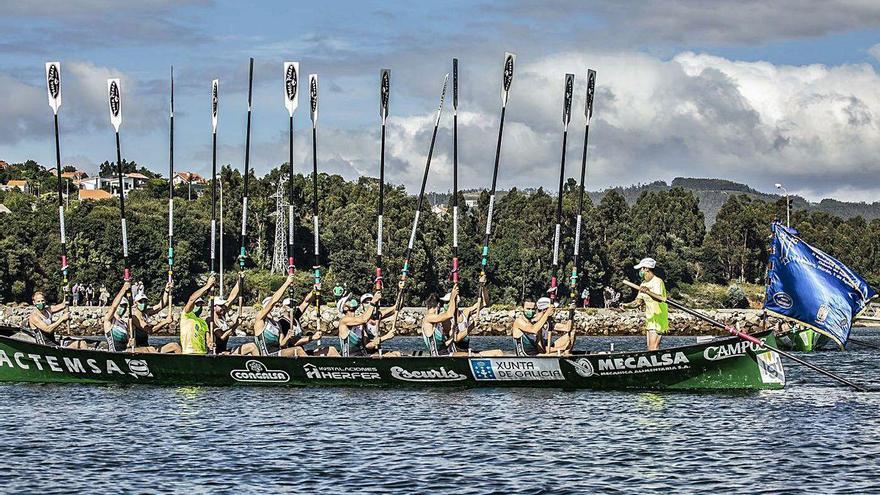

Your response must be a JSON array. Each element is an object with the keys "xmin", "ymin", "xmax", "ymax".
[{"xmin": 622, "ymin": 280, "xmax": 868, "ymax": 392}]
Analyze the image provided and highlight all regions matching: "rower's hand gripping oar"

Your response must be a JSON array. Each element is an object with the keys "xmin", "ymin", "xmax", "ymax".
[
  {"xmin": 621, "ymin": 280, "xmax": 869, "ymax": 392},
  {"xmin": 389, "ymin": 73, "xmax": 449, "ymax": 338},
  {"xmin": 46, "ymin": 61, "xmax": 72, "ymax": 335},
  {"xmin": 476, "ymin": 52, "xmax": 516, "ymax": 323}
]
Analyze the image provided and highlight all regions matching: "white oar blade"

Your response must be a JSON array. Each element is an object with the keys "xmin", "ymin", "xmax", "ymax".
[
  {"xmin": 585, "ymin": 69, "xmax": 596, "ymax": 123},
  {"xmin": 501, "ymin": 52, "xmax": 516, "ymax": 106},
  {"xmin": 212, "ymin": 79, "xmax": 219, "ymax": 133},
  {"xmin": 284, "ymin": 61, "xmax": 299, "ymax": 116},
  {"xmin": 45, "ymin": 62, "xmax": 61, "ymax": 114},
  {"xmin": 563, "ymin": 73, "xmax": 574, "ymax": 127},
  {"xmin": 107, "ymin": 78, "xmax": 122, "ymax": 132},
  {"xmin": 380, "ymin": 69, "xmax": 390, "ymax": 123},
  {"xmin": 309, "ymin": 74, "xmax": 318, "ymax": 126}
]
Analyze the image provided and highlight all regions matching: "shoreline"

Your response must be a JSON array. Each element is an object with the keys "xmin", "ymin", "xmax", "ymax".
[{"xmin": 0, "ymin": 304, "xmax": 779, "ymax": 337}]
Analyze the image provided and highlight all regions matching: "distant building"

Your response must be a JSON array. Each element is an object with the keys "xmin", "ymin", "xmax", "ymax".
[
  {"xmin": 173, "ymin": 172, "xmax": 207, "ymax": 198},
  {"xmin": 0, "ymin": 160, "xmax": 8, "ymax": 170},
  {"xmin": 0, "ymin": 204, "xmax": 11, "ymax": 214},
  {"xmin": 462, "ymin": 192, "xmax": 480, "ymax": 208},
  {"xmin": 1, "ymin": 179, "xmax": 29, "ymax": 194},
  {"xmin": 77, "ymin": 173, "xmax": 146, "ymax": 197},
  {"xmin": 431, "ymin": 204, "xmax": 449, "ymax": 216},
  {"xmin": 59, "ymin": 170, "xmax": 88, "ymax": 180},
  {"xmin": 79, "ymin": 189, "xmax": 112, "ymax": 201}
]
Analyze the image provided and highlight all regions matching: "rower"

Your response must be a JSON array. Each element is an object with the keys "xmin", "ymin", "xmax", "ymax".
[
  {"xmin": 445, "ymin": 281, "xmax": 504, "ymax": 357},
  {"xmin": 277, "ymin": 291, "xmax": 323, "ymax": 355},
  {"xmin": 420, "ymin": 285, "xmax": 459, "ymax": 356},
  {"xmin": 27, "ymin": 291, "xmax": 89, "ymax": 349},
  {"xmin": 243, "ymin": 274, "xmax": 308, "ymax": 356},
  {"xmin": 103, "ymin": 281, "xmax": 132, "ymax": 352},
  {"xmin": 337, "ymin": 292, "xmax": 399, "ymax": 357},
  {"xmin": 130, "ymin": 281, "xmax": 176, "ymax": 353},
  {"xmin": 179, "ymin": 275, "xmax": 215, "ymax": 355},
  {"xmin": 511, "ymin": 297, "xmax": 573, "ymax": 356},
  {"xmin": 621, "ymin": 257, "xmax": 668, "ymax": 351},
  {"xmin": 208, "ymin": 272, "xmax": 244, "ymax": 354}
]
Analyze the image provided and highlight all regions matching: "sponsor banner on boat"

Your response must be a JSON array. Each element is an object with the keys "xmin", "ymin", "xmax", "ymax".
[
  {"xmin": 572, "ymin": 352, "xmax": 690, "ymax": 376},
  {"xmin": 230, "ymin": 360, "xmax": 290, "ymax": 383},
  {"xmin": 0, "ymin": 349, "xmax": 152, "ymax": 379},
  {"xmin": 757, "ymin": 350, "xmax": 785, "ymax": 385},
  {"xmin": 703, "ymin": 341, "xmax": 763, "ymax": 361},
  {"xmin": 469, "ymin": 358, "xmax": 563, "ymax": 381},
  {"xmin": 390, "ymin": 366, "xmax": 467, "ymax": 382},
  {"xmin": 303, "ymin": 363, "xmax": 380, "ymax": 381}
]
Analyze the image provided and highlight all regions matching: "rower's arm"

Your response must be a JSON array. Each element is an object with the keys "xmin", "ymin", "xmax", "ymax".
[
  {"xmin": 29, "ymin": 312, "xmax": 59, "ymax": 333},
  {"xmin": 183, "ymin": 276, "xmax": 215, "ymax": 313},
  {"xmin": 297, "ymin": 291, "xmax": 315, "ymax": 314},
  {"xmin": 256, "ymin": 275, "xmax": 294, "ymax": 320},
  {"xmin": 346, "ymin": 306, "xmax": 374, "ymax": 326},
  {"xmin": 424, "ymin": 310, "xmax": 451, "ymax": 324},
  {"xmin": 224, "ymin": 273, "xmax": 243, "ymax": 306},
  {"xmin": 49, "ymin": 302, "xmax": 67, "ymax": 313},
  {"xmin": 104, "ymin": 283, "xmax": 130, "ymax": 324},
  {"xmin": 150, "ymin": 315, "xmax": 172, "ymax": 333},
  {"xmin": 151, "ymin": 282, "xmax": 173, "ymax": 314}
]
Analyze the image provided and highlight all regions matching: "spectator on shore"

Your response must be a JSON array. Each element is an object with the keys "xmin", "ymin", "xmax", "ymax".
[
  {"xmin": 98, "ymin": 285, "xmax": 110, "ymax": 307},
  {"xmin": 72, "ymin": 284, "xmax": 80, "ymax": 307},
  {"xmin": 86, "ymin": 285, "xmax": 94, "ymax": 306},
  {"xmin": 603, "ymin": 286, "xmax": 620, "ymax": 308},
  {"xmin": 581, "ymin": 288, "xmax": 590, "ymax": 308}
]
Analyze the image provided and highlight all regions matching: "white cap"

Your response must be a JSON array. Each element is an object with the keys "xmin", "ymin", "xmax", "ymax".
[
  {"xmin": 440, "ymin": 292, "xmax": 461, "ymax": 303},
  {"xmin": 282, "ymin": 298, "xmax": 292, "ymax": 307},
  {"xmin": 633, "ymin": 257, "xmax": 656, "ymax": 270},
  {"xmin": 536, "ymin": 297, "xmax": 552, "ymax": 310},
  {"xmin": 360, "ymin": 293, "xmax": 373, "ymax": 304},
  {"xmin": 133, "ymin": 292, "xmax": 148, "ymax": 302},
  {"xmin": 261, "ymin": 296, "xmax": 272, "ymax": 307},
  {"xmin": 119, "ymin": 297, "xmax": 130, "ymax": 306},
  {"xmin": 213, "ymin": 296, "xmax": 226, "ymax": 306}
]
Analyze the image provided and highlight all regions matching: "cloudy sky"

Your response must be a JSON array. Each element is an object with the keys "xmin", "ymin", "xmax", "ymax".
[{"xmin": 2, "ymin": 0, "xmax": 880, "ymax": 201}]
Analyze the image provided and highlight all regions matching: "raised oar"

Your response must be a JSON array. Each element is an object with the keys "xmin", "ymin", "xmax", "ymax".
[
  {"xmin": 477, "ymin": 52, "xmax": 516, "ymax": 310},
  {"xmin": 107, "ymin": 78, "xmax": 133, "ymax": 350},
  {"xmin": 167, "ymin": 67, "xmax": 175, "ymax": 315},
  {"xmin": 375, "ymin": 68, "xmax": 390, "ymax": 355},
  {"xmin": 567, "ymin": 70, "xmax": 596, "ymax": 324},
  {"xmin": 210, "ymin": 78, "xmax": 219, "ymax": 353},
  {"xmin": 546, "ymin": 73, "xmax": 574, "ymax": 349},
  {"xmin": 284, "ymin": 61, "xmax": 300, "ymax": 329},
  {"xmin": 45, "ymin": 61, "xmax": 71, "ymax": 334},
  {"xmin": 309, "ymin": 73, "xmax": 322, "ymax": 341},
  {"xmin": 450, "ymin": 58, "xmax": 459, "ymax": 350},
  {"xmin": 622, "ymin": 280, "xmax": 869, "ymax": 392},
  {"xmin": 389, "ymin": 73, "xmax": 450, "ymax": 338},
  {"xmin": 238, "ymin": 58, "xmax": 254, "ymax": 311}
]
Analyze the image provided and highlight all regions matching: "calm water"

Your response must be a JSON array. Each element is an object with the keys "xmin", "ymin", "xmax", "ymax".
[{"xmin": 2, "ymin": 332, "xmax": 879, "ymax": 494}]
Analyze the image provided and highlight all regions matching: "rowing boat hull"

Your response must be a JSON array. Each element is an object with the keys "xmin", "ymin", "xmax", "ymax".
[{"xmin": 0, "ymin": 329, "xmax": 785, "ymax": 390}]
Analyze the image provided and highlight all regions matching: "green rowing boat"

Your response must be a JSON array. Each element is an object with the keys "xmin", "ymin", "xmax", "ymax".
[{"xmin": 0, "ymin": 326, "xmax": 785, "ymax": 390}]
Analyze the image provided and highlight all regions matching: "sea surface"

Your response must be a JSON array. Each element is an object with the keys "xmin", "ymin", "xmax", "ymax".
[{"xmin": 1, "ymin": 331, "xmax": 879, "ymax": 494}]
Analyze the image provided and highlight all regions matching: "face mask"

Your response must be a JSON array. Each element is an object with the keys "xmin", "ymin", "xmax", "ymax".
[
  {"xmin": 524, "ymin": 310, "xmax": 535, "ymax": 319},
  {"xmin": 117, "ymin": 306, "xmax": 127, "ymax": 316},
  {"xmin": 442, "ymin": 303, "xmax": 449, "ymax": 312},
  {"xmin": 639, "ymin": 269, "xmax": 646, "ymax": 280},
  {"xmin": 193, "ymin": 306, "xmax": 203, "ymax": 317},
  {"xmin": 35, "ymin": 302, "xmax": 45, "ymax": 310},
  {"xmin": 137, "ymin": 303, "xmax": 146, "ymax": 311}
]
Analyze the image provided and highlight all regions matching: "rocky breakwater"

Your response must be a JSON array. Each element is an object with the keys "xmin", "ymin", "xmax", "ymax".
[{"xmin": 0, "ymin": 304, "xmax": 779, "ymax": 337}]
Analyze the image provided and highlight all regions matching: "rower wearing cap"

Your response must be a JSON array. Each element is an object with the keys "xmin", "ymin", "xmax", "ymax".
[
  {"xmin": 622, "ymin": 257, "xmax": 668, "ymax": 351},
  {"xmin": 438, "ymin": 282, "xmax": 504, "ymax": 356},
  {"xmin": 179, "ymin": 274, "xmax": 216, "ymax": 354},
  {"xmin": 130, "ymin": 280, "xmax": 176, "ymax": 353},
  {"xmin": 277, "ymin": 291, "xmax": 323, "ymax": 355},
  {"xmin": 247, "ymin": 274, "xmax": 308, "ymax": 356},
  {"xmin": 102, "ymin": 281, "xmax": 132, "ymax": 352},
  {"xmin": 28, "ymin": 291, "xmax": 88, "ymax": 349},
  {"xmin": 511, "ymin": 296, "xmax": 573, "ymax": 356},
  {"xmin": 336, "ymin": 291, "xmax": 400, "ymax": 357},
  {"xmin": 207, "ymin": 272, "xmax": 244, "ymax": 354}
]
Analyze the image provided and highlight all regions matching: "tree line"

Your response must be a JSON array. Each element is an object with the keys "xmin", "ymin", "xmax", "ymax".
[{"xmin": 1, "ymin": 158, "xmax": 878, "ymax": 307}]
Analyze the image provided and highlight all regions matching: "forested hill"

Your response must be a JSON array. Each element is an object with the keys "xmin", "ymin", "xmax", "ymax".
[
  {"xmin": 428, "ymin": 178, "xmax": 880, "ymax": 226},
  {"xmin": 587, "ymin": 177, "xmax": 880, "ymax": 226}
]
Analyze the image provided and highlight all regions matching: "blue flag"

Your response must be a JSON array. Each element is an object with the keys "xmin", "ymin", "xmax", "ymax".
[{"xmin": 764, "ymin": 222, "xmax": 876, "ymax": 348}]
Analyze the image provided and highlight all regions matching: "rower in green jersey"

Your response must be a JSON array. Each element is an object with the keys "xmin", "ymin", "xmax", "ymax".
[
  {"xmin": 621, "ymin": 257, "xmax": 668, "ymax": 351},
  {"xmin": 179, "ymin": 275, "xmax": 215, "ymax": 355}
]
